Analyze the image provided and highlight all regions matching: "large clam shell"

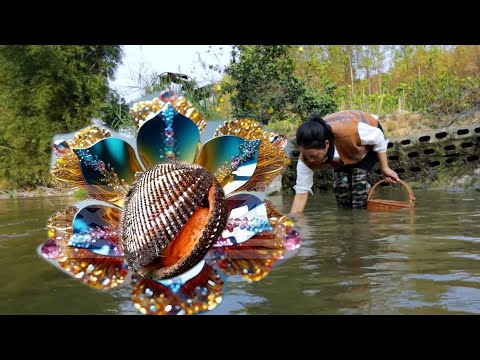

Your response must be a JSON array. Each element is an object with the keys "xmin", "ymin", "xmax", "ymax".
[{"xmin": 121, "ymin": 161, "xmax": 227, "ymax": 280}]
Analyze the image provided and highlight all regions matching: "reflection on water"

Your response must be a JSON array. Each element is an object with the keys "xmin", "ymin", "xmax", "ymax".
[
  {"xmin": 1, "ymin": 187, "xmax": 480, "ymax": 314},
  {"xmin": 35, "ymin": 194, "xmax": 299, "ymax": 315}
]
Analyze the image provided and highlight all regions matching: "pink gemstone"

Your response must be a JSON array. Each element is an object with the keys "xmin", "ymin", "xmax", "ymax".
[
  {"xmin": 160, "ymin": 91, "xmax": 177, "ymax": 102},
  {"xmin": 53, "ymin": 141, "xmax": 70, "ymax": 157},
  {"xmin": 165, "ymin": 137, "xmax": 175, "ymax": 146},
  {"xmin": 165, "ymin": 128, "xmax": 174, "ymax": 138},
  {"xmin": 41, "ymin": 239, "xmax": 61, "ymax": 259},
  {"xmin": 285, "ymin": 229, "xmax": 301, "ymax": 250},
  {"xmin": 53, "ymin": 147, "xmax": 62, "ymax": 157},
  {"xmin": 97, "ymin": 161, "xmax": 105, "ymax": 171}
]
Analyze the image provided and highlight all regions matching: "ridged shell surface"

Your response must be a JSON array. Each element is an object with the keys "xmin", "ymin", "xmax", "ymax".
[{"xmin": 121, "ymin": 161, "xmax": 227, "ymax": 279}]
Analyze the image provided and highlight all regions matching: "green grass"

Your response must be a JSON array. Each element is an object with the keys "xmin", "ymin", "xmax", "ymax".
[
  {"xmin": 266, "ymin": 118, "xmax": 302, "ymax": 139},
  {"xmin": 72, "ymin": 188, "xmax": 88, "ymax": 200}
]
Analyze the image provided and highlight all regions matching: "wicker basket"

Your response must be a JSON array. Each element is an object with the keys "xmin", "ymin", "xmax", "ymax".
[{"xmin": 367, "ymin": 179, "xmax": 416, "ymax": 211}]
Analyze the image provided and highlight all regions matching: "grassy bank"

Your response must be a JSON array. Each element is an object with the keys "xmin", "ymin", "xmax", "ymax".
[
  {"xmin": 266, "ymin": 110, "xmax": 480, "ymax": 140},
  {"xmin": 0, "ymin": 186, "xmax": 79, "ymax": 200}
]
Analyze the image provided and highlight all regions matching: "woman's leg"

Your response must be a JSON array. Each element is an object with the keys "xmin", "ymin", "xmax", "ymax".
[
  {"xmin": 333, "ymin": 170, "xmax": 352, "ymax": 207},
  {"xmin": 351, "ymin": 168, "xmax": 369, "ymax": 208}
]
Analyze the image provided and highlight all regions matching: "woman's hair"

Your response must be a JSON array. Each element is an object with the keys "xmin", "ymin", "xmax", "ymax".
[{"xmin": 296, "ymin": 113, "xmax": 335, "ymax": 162}]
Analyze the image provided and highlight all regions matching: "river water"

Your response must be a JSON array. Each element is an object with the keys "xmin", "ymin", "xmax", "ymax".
[{"xmin": 1, "ymin": 188, "xmax": 479, "ymax": 315}]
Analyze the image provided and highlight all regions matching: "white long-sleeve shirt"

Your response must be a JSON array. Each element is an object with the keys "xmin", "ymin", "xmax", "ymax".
[{"xmin": 293, "ymin": 122, "xmax": 389, "ymax": 194}]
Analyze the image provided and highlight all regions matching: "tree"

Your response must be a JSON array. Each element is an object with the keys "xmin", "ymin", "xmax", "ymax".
[
  {"xmin": 223, "ymin": 45, "xmax": 336, "ymax": 124},
  {"xmin": 98, "ymin": 89, "xmax": 131, "ymax": 131},
  {"xmin": 0, "ymin": 45, "xmax": 123, "ymax": 189}
]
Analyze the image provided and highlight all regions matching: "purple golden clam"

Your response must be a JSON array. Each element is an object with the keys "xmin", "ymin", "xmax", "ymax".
[
  {"xmin": 121, "ymin": 162, "xmax": 227, "ymax": 280},
  {"xmin": 40, "ymin": 91, "xmax": 301, "ymax": 315}
]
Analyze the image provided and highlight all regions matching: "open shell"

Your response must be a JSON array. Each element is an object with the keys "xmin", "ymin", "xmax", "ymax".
[{"xmin": 121, "ymin": 161, "xmax": 227, "ymax": 280}]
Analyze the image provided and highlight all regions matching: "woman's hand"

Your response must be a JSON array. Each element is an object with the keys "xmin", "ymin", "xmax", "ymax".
[{"xmin": 382, "ymin": 167, "xmax": 400, "ymax": 184}]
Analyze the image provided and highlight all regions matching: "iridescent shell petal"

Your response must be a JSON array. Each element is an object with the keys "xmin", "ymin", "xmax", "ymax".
[
  {"xmin": 129, "ymin": 91, "xmax": 206, "ymax": 133},
  {"xmin": 210, "ymin": 192, "xmax": 301, "ymax": 283},
  {"xmin": 131, "ymin": 260, "xmax": 223, "ymax": 315},
  {"xmin": 50, "ymin": 126, "xmax": 111, "ymax": 191},
  {"xmin": 40, "ymin": 238, "xmax": 64, "ymax": 260},
  {"xmin": 73, "ymin": 137, "xmax": 143, "ymax": 204},
  {"xmin": 270, "ymin": 133, "xmax": 288, "ymax": 150},
  {"xmin": 50, "ymin": 151, "xmax": 86, "ymax": 190},
  {"xmin": 214, "ymin": 118, "xmax": 264, "ymax": 139},
  {"xmin": 53, "ymin": 139, "xmax": 71, "ymax": 157},
  {"xmin": 272, "ymin": 215, "xmax": 302, "ymax": 251},
  {"xmin": 70, "ymin": 203, "xmax": 122, "ymax": 257},
  {"xmin": 136, "ymin": 103, "xmax": 200, "ymax": 169},
  {"xmin": 214, "ymin": 193, "xmax": 272, "ymax": 247},
  {"xmin": 237, "ymin": 132, "xmax": 290, "ymax": 193},
  {"xmin": 263, "ymin": 199, "xmax": 283, "ymax": 223},
  {"xmin": 38, "ymin": 244, "xmax": 128, "ymax": 290},
  {"xmin": 130, "ymin": 98, "xmax": 165, "ymax": 129},
  {"xmin": 131, "ymin": 276, "xmax": 185, "ymax": 315},
  {"xmin": 210, "ymin": 232, "xmax": 285, "ymax": 282},
  {"xmin": 47, "ymin": 205, "xmax": 78, "ymax": 244},
  {"xmin": 195, "ymin": 135, "xmax": 261, "ymax": 195},
  {"xmin": 263, "ymin": 199, "xmax": 302, "ymax": 250},
  {"xmin": 72, "ymin": 126, "xmax": 112, "ymax": 148},
  {"xmin": 172, "ymin": 95, "xmax": 207, "ymax": 133},
  {"xmin": 214, "ymin": 119, "xmax": 290, "ymax": 192},
  {"xmin": 262, "ymin": 199, "xmax": 302, "ymax": 250},
  {"xmin": 176, "ymin": 261, "xmax": 224, "ymax": 313}
]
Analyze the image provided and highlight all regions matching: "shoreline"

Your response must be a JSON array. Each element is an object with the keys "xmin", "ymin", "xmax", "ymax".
[
  {"xmin": 1, "ymin": 183, "xmax": 479, "ymax": 201},
  {"xmin": 0, "ymin": 187, "xmax": 74, "ymax": 200}
]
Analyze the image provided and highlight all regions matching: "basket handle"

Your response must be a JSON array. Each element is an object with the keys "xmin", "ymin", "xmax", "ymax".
[{"xmin": 368, "ymin": 179, "xmax": 416, "ymax": 206}]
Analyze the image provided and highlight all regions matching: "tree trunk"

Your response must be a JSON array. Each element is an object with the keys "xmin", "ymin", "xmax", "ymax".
[{"xmin": 348, "ymin": 53, "xmax": 355, "ymax": 99}]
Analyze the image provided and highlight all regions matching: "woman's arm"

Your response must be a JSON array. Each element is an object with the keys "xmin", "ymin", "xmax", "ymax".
[
  {"xmin": 290, "ymin": 154, "xmax": 314, "ymax": 214},
  {"xmin": 291, "ymin": 193, "xmax": 309, "ymax": 214},
  {"xmin": 358, "ymin": 122, "xmax": 400, "ymax": 183},
  {"xmin": 377, "ymin": 151, "xmax": 400, "ymax": 184}
]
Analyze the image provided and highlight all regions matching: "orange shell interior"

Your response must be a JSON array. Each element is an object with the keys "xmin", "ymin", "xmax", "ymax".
[{"xmin": 159, "ymin": 180, "xmax": 216, "ymax": 267}]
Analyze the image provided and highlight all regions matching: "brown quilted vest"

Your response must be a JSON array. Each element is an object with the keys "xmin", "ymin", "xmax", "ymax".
[
  {"xmin": 323, "ymin": 110, "xmax": 379, "ymax": 165},
  {"xmin": 300, "ymin": 110, "xmax": 378, "ymax": 168}
]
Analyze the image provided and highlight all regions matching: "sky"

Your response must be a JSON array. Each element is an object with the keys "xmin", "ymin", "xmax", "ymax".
[{"xmin": 109, "ymin": 45, "xmax": 232, "ymax": 102}]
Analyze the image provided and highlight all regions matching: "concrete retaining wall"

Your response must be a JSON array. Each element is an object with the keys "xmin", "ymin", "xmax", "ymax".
[{"xmin": 282, "ymin": 123, "xmax": 480, "ymax": 191}]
